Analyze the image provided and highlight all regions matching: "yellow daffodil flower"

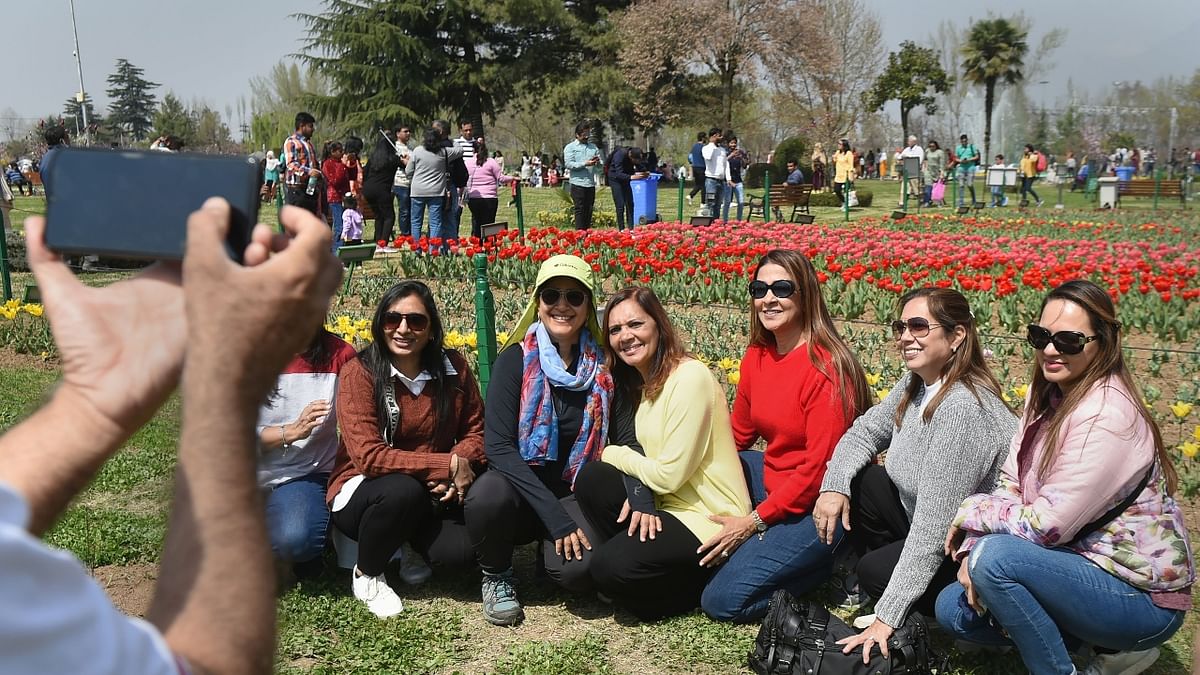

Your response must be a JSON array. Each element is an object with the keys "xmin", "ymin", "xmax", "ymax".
[
  {"xmin": 864, "ymin": 372, "xmax": 881, "ymax": 387},
  {"xmin": 1169, "ymin": 401, "xmax": 1193, "ymax": 419},
  {"xmin": 1181, "ymin": 441, "xmax": 1199, "ymax": 459}
]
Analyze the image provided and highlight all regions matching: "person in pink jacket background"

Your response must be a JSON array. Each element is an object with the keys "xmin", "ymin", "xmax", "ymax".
[
  {"xmin": 464, "ymin": 138, "xmax": 513, "ymax": 240},
  {"xmin": 939, "ymin": 280, "xmax": 1193, "ymax": 675}
]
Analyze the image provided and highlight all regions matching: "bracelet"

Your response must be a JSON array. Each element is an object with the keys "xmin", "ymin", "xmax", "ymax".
[{"xmin": 280, "ymin": 425, "xmax": 290, "ymax": 450}]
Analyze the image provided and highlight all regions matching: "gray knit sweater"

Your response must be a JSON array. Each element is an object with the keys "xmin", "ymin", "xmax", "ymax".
[{"xmin": 820, "ymin": 372, "xmax": 1017, "ymax": 627}]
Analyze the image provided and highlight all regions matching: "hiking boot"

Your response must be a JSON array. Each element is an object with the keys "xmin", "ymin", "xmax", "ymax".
[
  {"xmin": 481, "ymin": 569, "xmax": 525, "ymax": 626},
  {"xmin": 352, "ymin": 566, "xmax": 404, "ymax": 618},
  {"xmin": 1082, "ymin": 647, "xmax": 1160, "ymax": 675}
]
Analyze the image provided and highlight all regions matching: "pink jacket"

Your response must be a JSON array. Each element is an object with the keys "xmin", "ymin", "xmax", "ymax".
[
  {"xmin": 465, "ymin": 158, "xmax": 511, "ymax": 200},
  {"xmin": 953, "ymin": 376, "xmax": 1194, "ymax": 608}
]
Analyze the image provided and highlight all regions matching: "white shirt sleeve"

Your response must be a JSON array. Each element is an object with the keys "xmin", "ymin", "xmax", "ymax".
[{"xmin": 0, "ymin": 482, "xmax": 184, "ymax": 675}]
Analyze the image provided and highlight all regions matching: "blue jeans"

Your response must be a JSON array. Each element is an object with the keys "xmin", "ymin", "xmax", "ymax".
[
  {"xmin": 445, "ymin": 188, "xmax": 462, "ymax": 242},
  {"xmin": 701, "ymin": 451, "xmax": 843, "ymax": 622},
  {"xmin": 722, "ymin": 182, "xmax": 744, "ymax": 221},
  {"xmin": 956, "ymin": 165, "xmax": 976, "ymax": 206},
  {"xmin": 704, "ymin": 177, "xmax": 726, "ymax": 215},
  {"xmin": 264, "ymin": 473, "xmax": 331, "ymax": 563},
  {"xmin": 392, "ymin": 185, "xmax": 411, "ymax": 238},
  {"xmin": 990, "ymin": 186, "xmax": 1004, "ymax": 207},
  {"xmin": 410, "ymin": 195, "xmax": 443, "ymax": 248},
  {"xmin": 328, "ymin": 202, "xmax": 344, "ymax": 253},
  {"xmin": 611, "ymin": 180, "xmax": 634, "ymax": 230},
  {"xmin": 936, "ymin": 534, "xmax": 1185, "ymax": 675}
]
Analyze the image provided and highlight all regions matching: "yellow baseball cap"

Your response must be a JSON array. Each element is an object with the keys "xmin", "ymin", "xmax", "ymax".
[{"xmin": 502, "ymin": 254, "xmax": 602, "ymax": 351}]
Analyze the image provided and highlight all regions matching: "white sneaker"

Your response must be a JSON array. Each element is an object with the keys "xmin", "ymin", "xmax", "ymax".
[
  {"xmin": 398, "ymin": 545, "xmax": 432, "ymax": 585},
  {"xmin": 1082, "ymin": 647, "xmax": 1160, "ymax": 675},
  {"xmin": 352, "ymin": 566, "xmax": 404, "ymax": 618}
]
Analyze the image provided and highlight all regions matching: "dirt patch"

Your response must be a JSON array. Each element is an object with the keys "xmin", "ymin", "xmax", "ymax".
[
  {"xmin": 0, "ymin": 346, "xmax": 55, "ymax": 371},
  {"xmin": 92, "ymin": 562, "xmax": 158, "ymax": 617}
]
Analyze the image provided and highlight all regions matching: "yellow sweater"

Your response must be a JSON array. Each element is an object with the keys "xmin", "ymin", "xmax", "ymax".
[
  {"xmin": 833, "ymin": 151, "xmax": 856, "ymax": 183},
  {"xmin": 1020, "ymin": 154, "xmax": 1038, "ymax": 178},
  {"xmin": 602, "ymin": 359, "xmax": 752, "ymax": 542}
]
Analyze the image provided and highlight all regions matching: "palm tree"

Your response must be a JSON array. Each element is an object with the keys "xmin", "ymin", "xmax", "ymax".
[{"xmin": 960, "ymin": 17, "xmax": 1028, "ymax": 161}]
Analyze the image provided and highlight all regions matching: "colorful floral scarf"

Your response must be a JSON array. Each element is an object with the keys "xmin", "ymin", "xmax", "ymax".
[{"xmin": 517, "ymin": 322, "xmax": 612, "ymax": 487}]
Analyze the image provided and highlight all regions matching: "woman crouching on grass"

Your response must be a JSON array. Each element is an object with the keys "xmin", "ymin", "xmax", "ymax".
[
  {"xmin": 939, "ymin": 280, "xmax": 1194, "ymax": 675},
  {"xmin": 572, "ymin": 287, "xmax": 752, "ymax": 621},
  {"xmin": 330, "ymin": 280, "xmax": 485, "ymax": 618},
  {"xmin": 700, "ymin": 249, "xmax": 871, "ymax": 623}
]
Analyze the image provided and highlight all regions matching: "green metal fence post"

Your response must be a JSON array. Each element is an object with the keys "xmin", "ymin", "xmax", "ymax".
[
  {"xmin": 0, "ymin": 207, "xmax": 12, "ymax": 301},
  {"xmin": 515, "ymin": 180, "xmax": 526, "ymax": 237},
  {"xmin": 901, "ymin": 165, "xmax": 909, "ymax": 211},
  {"xmin": 953, "ymin": 173, "xmax": 959, "ymax": 210},
  {"xmin": 676, "ymin": 175, "xmax": 684, "ymax": 222},
  {"xmin": 473, "ymin": 253, "xmax": 499, "ymax": 396},
  {"xmin": 763, "ymin": 170, "xmax": 771, "ymax": 221},
  {"xmin": 1153, "ymin": 170, "xmax": 1160, "ymax": 210}
]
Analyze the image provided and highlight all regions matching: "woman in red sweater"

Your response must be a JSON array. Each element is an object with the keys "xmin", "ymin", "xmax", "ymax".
[
  {"xmin": 320, "ymin": 141, "xmax": 350, "ymax": 253},
  {"xmin": 330, "ymin": 280, "xmax": 485, "ymax": 618},
  {"xmin": 701, "ymin": 248, "xmax": 871, "ymax": 622}
]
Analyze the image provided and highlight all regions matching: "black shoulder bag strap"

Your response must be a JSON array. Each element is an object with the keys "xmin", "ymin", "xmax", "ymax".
[{"xmin": 1069, "ymin": 462, "xmax": 1153, "ymax": 545}]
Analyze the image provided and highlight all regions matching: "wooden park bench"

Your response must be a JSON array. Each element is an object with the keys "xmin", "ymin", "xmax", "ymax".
[
  {"xmin": 1117, "ymin": 179, "xmax": 1186, "ymax": 207},
  {"xmin": 746, "ymin": 184, "xmax": 813, "ymax": 222}
]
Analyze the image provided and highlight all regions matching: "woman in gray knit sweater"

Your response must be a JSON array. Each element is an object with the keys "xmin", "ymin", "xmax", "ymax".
[{"xmin": 812, "ymin": 287, "xmax": 1017, "ymax": 662}]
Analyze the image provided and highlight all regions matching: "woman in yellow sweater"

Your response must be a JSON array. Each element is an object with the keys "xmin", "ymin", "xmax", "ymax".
[
  {"xmin": 573, "ymin": 286, "xmax": 751, "ymax": 620},
  {"xmin": 832, "ymin": 139, "xmax": 856, "ymax": 206},
  {"xmin": 1019, "ymin": 144, "xmax": 1043, "ymax": 206}
]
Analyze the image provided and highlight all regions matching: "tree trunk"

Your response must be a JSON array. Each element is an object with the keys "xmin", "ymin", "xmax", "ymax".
[
  {"xmin": 720, "ymin": 53, "xmax": 736, "ymax": 131},
  {"xmin": 900, "ymin": 103, "xmax": 910, "ymax": 142},
  {"xmin": 983, "ymin": 81, "xmax": 995, "ymax": 163}
]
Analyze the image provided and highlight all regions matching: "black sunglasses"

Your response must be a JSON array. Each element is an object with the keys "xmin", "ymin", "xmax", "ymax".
[
  {"xmin": 748, "ymin": 280, "xmax": 796, "ymax": 300},
  {"xmin": 539, "ymin": 287, "xmax": 588, "ymax": 308},
  {"xmin": 891, "ymin": 317, "xmax": 942, "ymax": 339},
  {"xmin": 1026, "ymin": 324, "xmax": 1098, "ymax": 355},
  {"xmin": 382, "ymin": 311, "xmax": 430, "ymax": 332}
]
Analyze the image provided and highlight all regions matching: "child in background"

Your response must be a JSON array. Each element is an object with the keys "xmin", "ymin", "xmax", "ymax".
[
  {"xmin": 990, "ymin": 155, "xmax": 1007, "ymax": 207},
  {"xmin": 341, "ymin": 193, "xmax": 364, "ymax": 246}
]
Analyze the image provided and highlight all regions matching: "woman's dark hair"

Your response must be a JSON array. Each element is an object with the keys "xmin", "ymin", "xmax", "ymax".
[
  {"xmin": 321, "ymin": 140, "xmax": 343, "ymax": 163},
  {"xmin": 892, "ymin": 287, "xmax": 1012, "ymax": 428},
  {"xmin": 749, "ymin": 250, "xmax": 871, "ymax": 422},
  {"xmin": 266, "ymin": 327, "xmax": 338, "ymax": 406},
  {"xmin": 360, "ymin": 281, "xmax": 456, "ymax": 450},
  {"xmin": 422, "ymin": 127, "xmax": 441, "ymax": 153},
  {"xmin": 344, "ymin": 136, "xmax": 364, "ymax": 155},
  {"xmin": 928, "ymin": 140, "xmax": 940, "ymax": 151},
  {"xmin": 368, "ymin": 134, "xmax": 395, "ymax": 168},
  {"xmin": 838, "ymin": 139, "xmax": 850, "ymax": 152},
  {"xmin": 1028, "ymin": 280, "xmax": 1177, "ymax": 494},
  {"xmin": 1025, "ymin": 143, "xmax": 1035, "ymax": 153},
  {"xmin": 475, "ymin": 138, "xmax": 488, "ymax": 166},
  {"xmin": 602, "ymin": 287, "xmax": 693, "ymax": 403}
]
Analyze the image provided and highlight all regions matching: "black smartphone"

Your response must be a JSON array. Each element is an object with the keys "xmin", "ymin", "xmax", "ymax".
[{"xmin": 44, "ymin": 148, "xmax": 261, "ymax": 261}]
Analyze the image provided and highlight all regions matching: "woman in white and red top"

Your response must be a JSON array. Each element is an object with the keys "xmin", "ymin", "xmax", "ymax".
[
  {"xmin": 940, "ymin": 280, "xmax": 1194, "ymax": 675},
  {"xmin": 255, "ymin": 329, "xmax": 357, "ymax": 576},
  {"xmin": 464, "ymin": 137, "xmax": 512, "ymax": 239}
]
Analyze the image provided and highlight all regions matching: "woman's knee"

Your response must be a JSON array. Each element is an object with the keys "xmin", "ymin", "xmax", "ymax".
[
  {"xmin": 465, "ymin": 470, "xmax": 518, "ymax": 516},
  {"xmin": 573, "ymin": 461, "xmax": 621, "ymax": 505},
  {"xmin": 700, "ymin": 578, "xmax": 745, "ymax": 622},
  {"xmin": 965, "ymin": 534, "xmax": 1023, "ymax": 587},
  {"xmin": 269, "ymin": 515, "xmax": 328, "ymax": 563},
  {"xmin": 545, "ymin": 552, "xmax": 594, "ymax": 594}
]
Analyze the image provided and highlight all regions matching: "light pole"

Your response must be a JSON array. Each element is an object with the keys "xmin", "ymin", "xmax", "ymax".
[{"xmin": 69, "ymin": 0, "xmax": 89, "ymax": 141}]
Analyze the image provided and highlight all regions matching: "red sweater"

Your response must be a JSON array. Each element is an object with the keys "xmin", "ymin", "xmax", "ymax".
[
  {"xmin": 328, "ymin": 350, "xmax": 486, "ymax": 504},
  {"xmin": 731, "ymin": 343, "xmax": 851, "ymax": 523}
]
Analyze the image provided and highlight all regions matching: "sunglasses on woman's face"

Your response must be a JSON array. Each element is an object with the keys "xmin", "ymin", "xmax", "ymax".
[
  {"xmin": 383, "ymin": 311, "xmax": 429, "ymax": 332},
  {"xmin": 748, "ymin": 280, "xmax": 796, "ymax": 300},
  {"xmin": 891, "ymin": 317, "xmax": 942, "ymax": 340},
  {"xmin": 538, "ymin": 287, "xmax": 588, "ymax": 308},
  {"xmin": 1026, "ymin": 324, "xmax": 1098, "ymax": 355}
]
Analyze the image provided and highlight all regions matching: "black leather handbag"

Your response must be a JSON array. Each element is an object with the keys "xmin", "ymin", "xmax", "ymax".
[{"xmin": 749, "ymin": 590, "xmax": 944, "ymax": 675}]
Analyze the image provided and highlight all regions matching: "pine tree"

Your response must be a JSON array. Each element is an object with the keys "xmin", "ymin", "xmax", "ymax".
[
  {"xmin": 153, "ymin": 93, "xmax": 195, "ymax": 145},
  {"xmin": 106, "ymin": 59, "xmax": 160, "ymax": 141},
  {"xmin": 62, "ymin": 94, "xmax": 100, "ymax": 134}
]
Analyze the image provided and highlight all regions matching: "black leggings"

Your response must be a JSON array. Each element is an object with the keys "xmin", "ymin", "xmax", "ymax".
[
  {"xmin": 689, "ymin": 168, "xmax": 706, "ymax": 198},
  {"xmin": 330, "ymin": 472, "xmax": 473, "ymax": 576},
  {"xmin": 574, "ymin": 461, "xmax": 711, "ymax": 621},
  {"xmin": 464, "ymin": 470, "xmax": 598, "ymax": 592},
  {"xmin": 364, "ymin": 186, "xmax": 397, "ymax": 243},
  {"xmin": 1020, "ymin": 177, "xmax": 1040, "ymax": 203},
  {"xmin": 848, "ymin": 465, "xmax": 957, "ymax": 617},
  {"xmin": 467, "ymin": 197, "xmax": 498, "ymax": 239}
]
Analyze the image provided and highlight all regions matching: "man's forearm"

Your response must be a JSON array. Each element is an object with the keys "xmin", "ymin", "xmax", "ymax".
[
  {"xmin": 148, "ymin": 366, "xmax": 274, "ymax": 675},
  {"xmin": 0, "ymin": 386, "xmax": 129, "ymax": 535}
]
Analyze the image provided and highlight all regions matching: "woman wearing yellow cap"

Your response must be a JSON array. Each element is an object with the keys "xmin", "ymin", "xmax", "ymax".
[{"xmin": 465, "ymin": 254, "xmax": 648, "ymax": 626}]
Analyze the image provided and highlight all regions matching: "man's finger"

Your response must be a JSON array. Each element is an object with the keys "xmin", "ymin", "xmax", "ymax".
[
  {"xmin": 23, "ymin": 217, "xmax": 84, "ymax": 301},
  {"xmin": 577, "ymin": 529, "xmax": 592, "ymax": 551},
  {"xmin": 841, "ymin": 506, "xmax": 852, "ymax": 532}
]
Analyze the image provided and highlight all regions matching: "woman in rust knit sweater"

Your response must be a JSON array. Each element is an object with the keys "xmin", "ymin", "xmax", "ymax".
[
  {"xmin": 329, "ymin": 280, "xmax": 485, "ymax": 618},
  {"xmin": 701, "ymin": 249, "xmax": 871, "ymax": 622}
]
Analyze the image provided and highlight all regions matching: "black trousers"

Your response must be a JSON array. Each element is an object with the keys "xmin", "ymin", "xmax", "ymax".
[
  {"xmin": 570, "ymin": 184, "xmax": 595, "ymax": 230},
  {"xmin": 611, "ymin": 180, "xmax": 634, "ymax": 230},
  {"xmin": 330, "ymin": 472, "xmax": 473, "ymax": 577},
  {"xmin": 467, "ymin": 197, "xmax": 498, "ymax": 239},
  {"xmin": 689, "ymin": 167, "xmax": 706, "ymax": 198},
  {"xmin": 284, "ymin": 186, "xmax": 319, "ymax": 215},
  {"xmin": 363, "ymin": 185, "xmax": 396, "ymax": 244},
  {"xmin": 574, "ymin": 461, "xmax": 711, "ymax": 621},
  {"xmin": 848, "ymin": 464, "xmax": 958, "ymax": 617},
  {"xmin": 464, "ymin": 470, "xmax": 598, "ymax": 592}
]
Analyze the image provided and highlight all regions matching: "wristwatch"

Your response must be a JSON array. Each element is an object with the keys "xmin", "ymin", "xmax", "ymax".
[{"xmin": 751, "ymin": 510, "xmax": 768, "ymax": 540}]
